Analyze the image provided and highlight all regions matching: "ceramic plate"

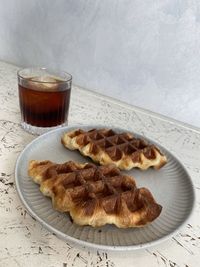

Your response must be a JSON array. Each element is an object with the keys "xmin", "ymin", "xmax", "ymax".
[{"xmin": 15, "ymin": 125, "xmax": 195, "ymax": 251}]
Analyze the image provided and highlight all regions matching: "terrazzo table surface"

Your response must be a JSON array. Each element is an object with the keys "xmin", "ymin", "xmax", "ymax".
[{"xmin": 0, "ymin": 61, "xmax": 200, "ymax": 266}]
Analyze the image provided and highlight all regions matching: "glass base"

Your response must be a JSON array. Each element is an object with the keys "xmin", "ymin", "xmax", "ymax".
[{"xmin": 21, "ymin": 121, "xmax": 68, "ymax": 135}]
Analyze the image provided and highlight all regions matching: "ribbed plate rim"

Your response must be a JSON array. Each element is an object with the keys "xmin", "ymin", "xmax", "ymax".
[{"xmin": 15, "ymin": 124, "xmax": 196, "ymax": 251}]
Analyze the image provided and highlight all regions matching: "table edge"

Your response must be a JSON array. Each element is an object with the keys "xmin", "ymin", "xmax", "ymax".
[{"xmin": 73, "ymin": 84, "xmax": 200, "ymax": 134}]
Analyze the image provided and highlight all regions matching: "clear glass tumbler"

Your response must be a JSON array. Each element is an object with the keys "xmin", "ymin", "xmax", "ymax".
[{"xmin": 18, "ymin": 67, "xmax": 72, "ymax": 135}]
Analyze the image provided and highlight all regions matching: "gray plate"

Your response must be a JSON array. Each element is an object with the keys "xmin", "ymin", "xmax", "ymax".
[{"xmin": 15, "ymin": 125, "xmax": 195, "ymax": 251}]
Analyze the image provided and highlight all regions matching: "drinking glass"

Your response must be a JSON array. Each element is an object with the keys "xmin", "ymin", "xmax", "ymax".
[{"xmin": 18, "ymin": 67, "xmax": 72, "ymax": 135}]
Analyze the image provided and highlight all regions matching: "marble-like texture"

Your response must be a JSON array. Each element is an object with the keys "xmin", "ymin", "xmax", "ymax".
[
  {"xmin": 0, "ymin": 1, "xmax": 200, "ymax": 127},
  {"xmin": 0, "ymin": 61, "xmax": 200, "ymax": 266}
]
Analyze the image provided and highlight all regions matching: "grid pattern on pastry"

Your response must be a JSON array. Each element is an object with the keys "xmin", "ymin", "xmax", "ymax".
[
  {"xmin": 29, "ymin": 160, "xmax": 162, "ymax": 228},
  {"xmin": 61, "ymin": 128, "xmax": 167, "ymax": 170}
]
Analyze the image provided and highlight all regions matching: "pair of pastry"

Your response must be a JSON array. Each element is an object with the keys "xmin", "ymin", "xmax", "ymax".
[{"xmin": 29, "ymin": 128, "xmax": 167, "ymax": 228}]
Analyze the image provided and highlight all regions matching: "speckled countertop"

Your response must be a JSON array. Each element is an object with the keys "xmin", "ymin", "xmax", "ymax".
[{"xmin": 0, "ymin": 61, "xmax": 200, "ymax": 267}]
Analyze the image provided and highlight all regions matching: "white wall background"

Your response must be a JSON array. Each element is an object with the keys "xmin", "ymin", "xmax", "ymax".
[{"xmin": 0, "ymin": 0, "xmax": 200, "ymax": 127}]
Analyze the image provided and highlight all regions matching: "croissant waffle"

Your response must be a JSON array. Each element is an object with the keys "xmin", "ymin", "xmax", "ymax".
[
  {"xmin": 61, "ymin": 128, "xmax": 167, "ymax": 170},
  {"xmin": 28, "ymin": 160, "xmax": 162, "ymax": 228}
]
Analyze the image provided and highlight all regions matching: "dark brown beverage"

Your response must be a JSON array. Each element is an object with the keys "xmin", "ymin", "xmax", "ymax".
[{"xmin": 18, "ymin": 78, "xmax": 71, "ymax": 127}]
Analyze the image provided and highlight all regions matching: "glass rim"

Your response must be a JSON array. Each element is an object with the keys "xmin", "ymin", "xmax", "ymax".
[{"xmin": 17, "ymin": 67, "xmax": 72, "ymax": 84}]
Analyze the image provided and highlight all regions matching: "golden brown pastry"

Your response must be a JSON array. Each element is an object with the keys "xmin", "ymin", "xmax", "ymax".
[
  {"xmin": 28, "ymin": 160, "xmax": 162, "ymax": 228},
  {"xmin": 61, "ymin": 128, "xmax": 167, "ymax": 170}
]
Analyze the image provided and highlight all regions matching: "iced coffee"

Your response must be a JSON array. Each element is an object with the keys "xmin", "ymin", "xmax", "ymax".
[{"xmin": 18, "ymin": 68, "xmax": 72, "ymax": 135}]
